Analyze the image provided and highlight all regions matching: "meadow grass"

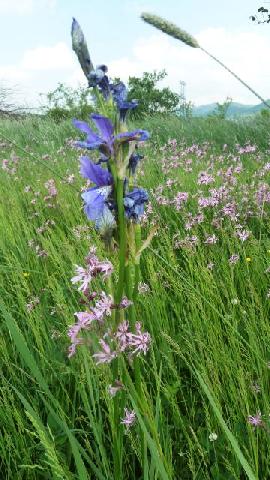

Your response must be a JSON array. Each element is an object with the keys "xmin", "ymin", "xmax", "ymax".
[{"xmin": 1, "ymin": 114, "xmax": 270, "ymax": 479}]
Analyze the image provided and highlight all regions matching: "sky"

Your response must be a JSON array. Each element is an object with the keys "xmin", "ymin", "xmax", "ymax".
[{"xmin": 0, "ymin": 0, "xmax": 270, "ymax": 108}]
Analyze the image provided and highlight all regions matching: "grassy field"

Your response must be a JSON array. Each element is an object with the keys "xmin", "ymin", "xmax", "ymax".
[{"xmin": 1, "ymin": 114, "xmax": 270, "ymax": 479}]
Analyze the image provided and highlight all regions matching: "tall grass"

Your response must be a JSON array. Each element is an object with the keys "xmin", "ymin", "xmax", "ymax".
[{"xmin": 1, "ymin": 114, "xmax": 270, "ymax": 478}]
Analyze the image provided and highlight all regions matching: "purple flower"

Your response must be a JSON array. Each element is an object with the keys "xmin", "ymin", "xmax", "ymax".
[
  {"xmin": 174, "ymin": 192, "xmax": 189, "ymax": 210},
  {"xmin": 73, "ymin": 114, "xmax": 114, "ymax": 155},
  {"xmin": 67, "ymin": 311, "xmax": 95, "ymax": 358},
  {"xmin": 26, "ymin": 296, "xmax": 40, "ymax": 313},
  {"xmin": 88, "ymin": 65, "xmax": 110, "ymax": 97},
  {"xmin": 73, "ymin": 113, "xmax": 149, "ymax": 157},
  {"xmin": 92, "ymin": 292, "xmax": 113, "ymax": 319},
  {"xmin": 80, "ymin": 156, "xmax": 113, "ymax": 222},
  {"xmin": 229, "ymin": 254, "xmax": 240, "ymax": 264},
  {"xmin": 127, "ymin": 322, "xmax": 151, "ymax": 356},
  {"xmin": 93, "ymin": 339, "xmax": 117, "ymax": 365},
  {"xmin": 85, "ymin": 248, "xmax": 113, "ymax": 278},
  {"xmin": 44, "ymin": 179, "xmax": 57, "ymax": 197},
  {"xmin": 80, "ymin": 155, "xmax": 112, "ymax": 185},
  {"xmin": 119, "ymin": 297, "xmax": 133, "ymax": 309},
  {"xmin": 108, "ymin": 380, "xmax": 124, "ymax": 397},
  {"xmin": 236, "ymin": 229, "xmax": 250, "ymax": 242},
  {"xmin": 121, "ymin": 408, "xmax": 136, "ymax": 430},
  {"xmin": 197, "ymin": 171, "xmax": 215, "ymax": 185},
  {"xmin": 68, "ymin": 311, "xmax": 95, "ymax": 342},
  {"xmin": 68, "ymin": 337, "xmax": 85, "ymax": 358},
  {"xmin": 115, "ymin": 320, "xmax": 130, "ymax": 351},
  {"xmin": 128, "ymin": 150, "xmax": 144, "ymax": 175},
  {"xmin": 124, "ymin": 188, "xmax": 148, "ymax": 220},
  {"xmin": 71, "ymin": 265, "xmax": 93, "ymax": 292},
  {"xmin": 110, "ymin": 81, "xmax": 138, "ymax": 120},
  {"xmin": 204, "ymin": 234, "xmax": 218, "ymax": 245},
  {"xmin": 247, "ymin": 412, "xmax": 263, "ymax": 428},
  {"xmin": 71, "ymin": 251, "xmax": 113, "ymax": 292}
]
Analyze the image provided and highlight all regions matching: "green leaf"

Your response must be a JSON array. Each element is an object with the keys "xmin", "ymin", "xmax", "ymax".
[
  {"xmin": 0, "ymin": 299, "xmax": 90, "ymax": 480},
  {"xmin": 194, "ymin": 369, "xmax": 257, "ymax": 480}
]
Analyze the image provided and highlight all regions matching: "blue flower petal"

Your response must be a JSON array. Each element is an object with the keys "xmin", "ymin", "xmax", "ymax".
[
  {"xmin": 80, "ymin": 156, "xmax": 112, "ymax": 186},
  {"xmin": 128, "ymin": 152, "xmax": 144, "ymax": 174},
  {"xmin": 72, "ymin": 119, "xmax": 101, "ymax": 143},
  {"xmin": 91, "ymin": 114, "xmax": 114, "ymax": 143},
  {"xmin": 81, "ymin": 187, "xmax": 107, "ymax": 221},
  {"xmin": 111, "ymin": 82, "xmax": 128, "ymax": 103},
  {"xmin": 115, "ymin": 129, "xmax": 150, "ymax": 144},
  {"xmin": 124, "ymin": 188, "xmax": 148, "ymax": 220},
  {"xmin": 74, "ymin": 140, "xmax": 103, "ymax": 150}
]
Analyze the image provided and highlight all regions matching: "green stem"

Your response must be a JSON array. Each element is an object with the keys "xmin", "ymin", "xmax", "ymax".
[
  {"xmin": 115, "ymin": 178, "xmax": 127, "ymax": 305},
  {"xmin": 112, "ymin": 357, "xmax": 123, "ymax": 480},
  {"xmin": 133, "ymin": 224, "xmax": 142, "ymax": 301},
  {"xmin": 125, "ymin": 263, "xmax": 136, "ymax": 328}
]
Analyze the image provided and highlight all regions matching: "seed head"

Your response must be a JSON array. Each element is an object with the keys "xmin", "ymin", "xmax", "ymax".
[{"xmin": 141, "ymin": 12, "xmax": 199, "ymax": 48}]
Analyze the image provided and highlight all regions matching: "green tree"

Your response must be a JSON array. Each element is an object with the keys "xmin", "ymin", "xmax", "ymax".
[
  {"xmin": 211, "ymin": 96, "xmax": 232, "ymax": 119},
  {"xmin": 42, "ymin": 83, "xmax": 94, "ymax": 121},
  {"xmin": 127, "ymin": 70, "xmax": 180, "ymax": 118}
]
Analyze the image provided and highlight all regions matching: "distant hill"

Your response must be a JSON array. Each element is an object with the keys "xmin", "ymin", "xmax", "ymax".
[{"xmin": 192, "ymin": 100, "xmax": 270, "ymax": 118}]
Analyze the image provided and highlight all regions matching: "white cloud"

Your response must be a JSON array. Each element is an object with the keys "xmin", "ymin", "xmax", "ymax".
[
  {"xmin": 21, "ymin": 42, "xmax": 75, "ymax": 71},
  {"xmin": 0, "ymin": 41, "xmax": 78, "ymax": 108},
  {"xmin": 108, "ymin": 28, "xmax": 270, "ymax": 105}
]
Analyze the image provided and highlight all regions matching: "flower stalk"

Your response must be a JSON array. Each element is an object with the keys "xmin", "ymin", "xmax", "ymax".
[
  {"xmin": 115, "ymin": 177, "xmax": 127, "ymax": 305},
  {"xmin": 69, "ymin": 18, "xmax": 153, "ymax": 473}
]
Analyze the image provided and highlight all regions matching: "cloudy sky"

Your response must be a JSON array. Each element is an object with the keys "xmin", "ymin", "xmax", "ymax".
[{"xmin": 0, "ymin": 0, "xmax": 269, "ymax": 108}]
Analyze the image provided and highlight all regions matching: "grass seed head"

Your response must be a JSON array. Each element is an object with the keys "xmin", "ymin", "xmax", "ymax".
[{"xmin": 141, "ymin": 12, "xmax": 199, "ymax": 48}]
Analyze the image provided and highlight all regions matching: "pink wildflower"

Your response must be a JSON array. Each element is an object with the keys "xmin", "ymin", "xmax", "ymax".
[
  {"xmin": 115, "ymin": 321, "xmax": 130, "ymax": 351},
  {"xmin": 92, "ymin": 339, "xmax": 117, "ymax": 365},
  {"xmin": 26, "ymin": 296, "xmax": 40, "ymax": 313},
  {"xmin": 44, "ymin": 179, "xmax": 58, "ymax": 197},
  {"xmin": 121, "ymin": 408, "xmax": 136, "ymax": 430},
  {"xmin": 93, "ymin": 292, "xmax": 113, "ymax": 318},
  {"xmin": 68, "ymin": 337, "xmax": 85, "ymax": 358},
  {"xmin": 236, "ymin": 229, "xmax": 250, "ymax": 242},
  {"xmin": 108, "ymin": 380, "xmax": 124, "ymax": 397},
  {"xmin": 85, "ymin": 248, "xmax": 114, "ymax": 278},
  {"xmin": 174, "ymin": 192, "xmax": 189, "ymax": 210},
  {"xmin": 71, "ymin": 265, "xmax": 92, "ymax": 292},
  {"xmin": 247, "ymin": 412, "xmax": 263, "ymax": 428},
  {"xmin": 119, "ymin": 297, "xmax": 133, "ymax": 309},
  {"xmin": 197, "ymin": 171, "xmax": 215, "ymax": 185},
  {"xmin": 229, "ymin": 254, "xmax": 240, "ymax": 264},
  {"xmin": 204, "ymin": 234, "xmax": 218, "ymax": 245},
  {"xmin": 127, "ymin": 322, "xmax": 151, "ymax": 356},
  {"xmin": 68, "ymin": 311, "xmax": 95, "ymax": 343}
]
